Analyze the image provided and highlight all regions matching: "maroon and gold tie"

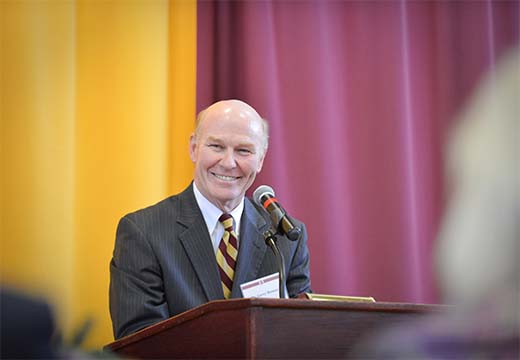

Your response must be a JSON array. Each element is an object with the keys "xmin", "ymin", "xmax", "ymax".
[{"xmin": 216, "ymin": 214, "xmax": 238, "ymax": 299}]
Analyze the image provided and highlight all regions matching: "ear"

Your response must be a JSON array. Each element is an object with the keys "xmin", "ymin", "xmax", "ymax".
[
  {"xmin": 256, "ymin": 151, "xmax": 266, "ymax": 173},
  {"xmin": 189, "ymin": 133, "xmax": 197, "ymax": 163}
]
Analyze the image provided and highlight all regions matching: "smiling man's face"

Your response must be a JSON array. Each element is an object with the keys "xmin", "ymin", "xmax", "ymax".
[{"xmin": 190, "ymin": 100, "xmax": 267, "ymax": 213}]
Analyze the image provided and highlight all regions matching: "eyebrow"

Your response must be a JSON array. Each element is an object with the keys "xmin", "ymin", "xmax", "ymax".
[
  {"xmin": 206, "ymin": 136, "xmax": 256, "ymax": 150},
  {"xmin": 206, "ymin": 136, "xmax": 223, "ymax": 143}
]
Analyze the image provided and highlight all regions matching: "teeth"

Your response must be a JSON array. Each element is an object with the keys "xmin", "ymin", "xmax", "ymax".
[{"xmin": 214, "ymin": 174, "xmax": 238, "ymax": 181}]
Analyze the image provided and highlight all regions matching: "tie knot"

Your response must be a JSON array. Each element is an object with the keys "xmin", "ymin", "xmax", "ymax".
[{"xmin": 219, "ymin": 213, "xmax": 234, "ymax": 231}]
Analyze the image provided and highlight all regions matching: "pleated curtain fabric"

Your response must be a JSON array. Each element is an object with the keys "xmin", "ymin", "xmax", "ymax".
[{"xmin": 216, "ymin": 214, "xmax": 238, "ymax": 298}]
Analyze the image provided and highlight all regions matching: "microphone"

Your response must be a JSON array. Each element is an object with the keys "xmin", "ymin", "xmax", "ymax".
[{"xmin": 253, "ymin": 185, "xmax": 301, "ymax": 241}]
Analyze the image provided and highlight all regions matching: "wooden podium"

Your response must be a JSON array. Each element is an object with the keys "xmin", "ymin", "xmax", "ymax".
[{"xmin": 105, "ymin": 298, "xmax": 442, "ymax": 359}]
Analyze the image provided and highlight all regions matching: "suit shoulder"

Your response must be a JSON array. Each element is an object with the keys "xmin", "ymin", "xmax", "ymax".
[
  {"xmin": 125, "ymin": 195, "xmax": 177, "ymax": 219},
  {"xmin": 120, "ymin": 185, "xmax": 194, "ymax": 226},
  {"xmin": 128, "ymin": 184, "xmax": 191, "ymax": 214}
]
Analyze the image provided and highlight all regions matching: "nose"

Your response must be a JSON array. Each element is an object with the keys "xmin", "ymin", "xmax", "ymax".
[{"xmin": 220, "ymin": 149, "xmax": 237, "ymax": 168}]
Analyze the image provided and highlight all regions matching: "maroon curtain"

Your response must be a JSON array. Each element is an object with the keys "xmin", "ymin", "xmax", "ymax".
[{"xmin": 196, "ymin": 0, "xmax": 520, "ymax": 304}]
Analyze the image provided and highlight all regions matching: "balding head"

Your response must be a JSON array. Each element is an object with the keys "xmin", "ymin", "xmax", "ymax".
[{"xmin": 195, "ymin": 100, "xmax": 269, "ymax": 155}]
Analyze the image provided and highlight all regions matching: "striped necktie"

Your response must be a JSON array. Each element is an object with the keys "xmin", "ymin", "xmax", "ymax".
[{"xmin": 216, "ymin": 213, "xmax": 238, "ymax": 299}]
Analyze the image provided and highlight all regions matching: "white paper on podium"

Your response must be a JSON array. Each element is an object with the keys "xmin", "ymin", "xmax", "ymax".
[{"xmin": 240, "ymin": 272, "xmax": 279, "ymax": 298}]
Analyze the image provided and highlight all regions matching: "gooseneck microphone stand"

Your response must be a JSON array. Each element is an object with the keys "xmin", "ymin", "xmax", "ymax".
[{"xmin": 263, "ymin": 229, "xmax": 286, "ymax": 299}]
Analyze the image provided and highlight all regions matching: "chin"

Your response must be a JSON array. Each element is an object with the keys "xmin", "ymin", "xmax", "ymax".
[{"xmin": 214, "ymin": 189, "xmax": 243, "ymax": 202}]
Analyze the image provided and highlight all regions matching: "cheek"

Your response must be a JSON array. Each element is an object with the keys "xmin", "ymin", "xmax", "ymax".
[
  {"xmin": 243, "ymin": 158, "xmax": 263, "ymax": 176},
  {"xmin": 199, "ymin": 150, "xmax": 220, "ymax": 169}
]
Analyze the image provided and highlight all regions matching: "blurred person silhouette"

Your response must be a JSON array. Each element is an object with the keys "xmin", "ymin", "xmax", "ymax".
[
  {"xmin": 355, "ymin": 48, "xmax": 519, "ymax": 358},
  {"xmin": 1, "ymin": 287, "xmax": 119, "ymax": 359},
  {"xmin": 1, "ymin": 287, "xmax": 59, "ymax": 359}
]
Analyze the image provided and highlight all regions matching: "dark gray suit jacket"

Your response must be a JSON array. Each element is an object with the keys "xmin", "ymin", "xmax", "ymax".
[{"xmin": 109, "ymin": 184, "xmax": 311, "ymax": 339}]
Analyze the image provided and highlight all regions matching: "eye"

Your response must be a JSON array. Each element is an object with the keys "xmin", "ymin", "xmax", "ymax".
[
  {"xmin": 208, "ymin": 143, "xmax": 224, "ymax": 150},
  {"xmin": 237, "ymin": 148, "xmax": 253, "ymax": 155}
]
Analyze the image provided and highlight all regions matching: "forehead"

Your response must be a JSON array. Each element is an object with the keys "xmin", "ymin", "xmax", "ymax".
[{"xmin": 198, "ymin": 109, "xmax": 264, "ymax": 145}]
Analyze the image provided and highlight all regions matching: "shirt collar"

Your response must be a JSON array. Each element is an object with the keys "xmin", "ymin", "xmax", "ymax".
[{"xmin": 193, "ymin": 182, "xmax": 245, "ymax": 235}]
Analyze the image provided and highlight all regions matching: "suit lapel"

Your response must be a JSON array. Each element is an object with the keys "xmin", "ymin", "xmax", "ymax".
[
  {"xmin": 177, "ymin": 186, "xmax": 224, "ymax": 301},
  {"xmin": 231, "ymin": 199, "xmax": 269, "ymax": 298}
]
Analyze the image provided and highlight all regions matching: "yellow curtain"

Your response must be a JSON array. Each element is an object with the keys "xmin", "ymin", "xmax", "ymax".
[{"xmin": 0, "ymin": 0, "xmax": 196, "ymax": 349}]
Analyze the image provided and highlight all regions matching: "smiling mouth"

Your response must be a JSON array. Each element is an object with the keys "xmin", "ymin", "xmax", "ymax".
[{"xmin": 212, "ymin": 172, "xmax": 240, "ymax": 182}]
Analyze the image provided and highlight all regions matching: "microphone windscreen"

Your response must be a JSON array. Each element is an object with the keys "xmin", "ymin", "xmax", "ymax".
[{"xmin": 253, "ymin": 185, "xmax": 275, "ymax": 206}]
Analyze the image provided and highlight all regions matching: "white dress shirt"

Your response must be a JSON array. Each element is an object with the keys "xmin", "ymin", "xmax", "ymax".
[{"xmin": 193, "ymin": 182, "xmax": 244, "ymax": 253}]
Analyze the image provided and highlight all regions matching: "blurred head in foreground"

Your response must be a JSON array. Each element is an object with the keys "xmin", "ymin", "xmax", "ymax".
[
  {"xmin": 436, "ymin": 48, "xmax": 519, "ymax": 316},
  {"xmin": 1, "ymin": 288, "xmax": 58, "ymax": 359},
  {"xmin": 357, "ymin": 48, "xmax": 519, "ymax": 359}
]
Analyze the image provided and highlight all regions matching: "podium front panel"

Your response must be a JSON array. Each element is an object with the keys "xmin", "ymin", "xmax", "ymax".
[{"xmin": 106, "ymin": 298, "xmax": 443, "ymax": 359}]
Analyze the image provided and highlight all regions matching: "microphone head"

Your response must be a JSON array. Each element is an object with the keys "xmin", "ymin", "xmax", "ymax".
[{"xmin": 253, "ymin": 185, "xmax": 275, "ymax": 206}]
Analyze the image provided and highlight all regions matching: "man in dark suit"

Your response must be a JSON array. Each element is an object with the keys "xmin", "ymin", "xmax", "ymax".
[{"xmin": 109, "ymin": 99, "xmax": 311, "ymax": 339}]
